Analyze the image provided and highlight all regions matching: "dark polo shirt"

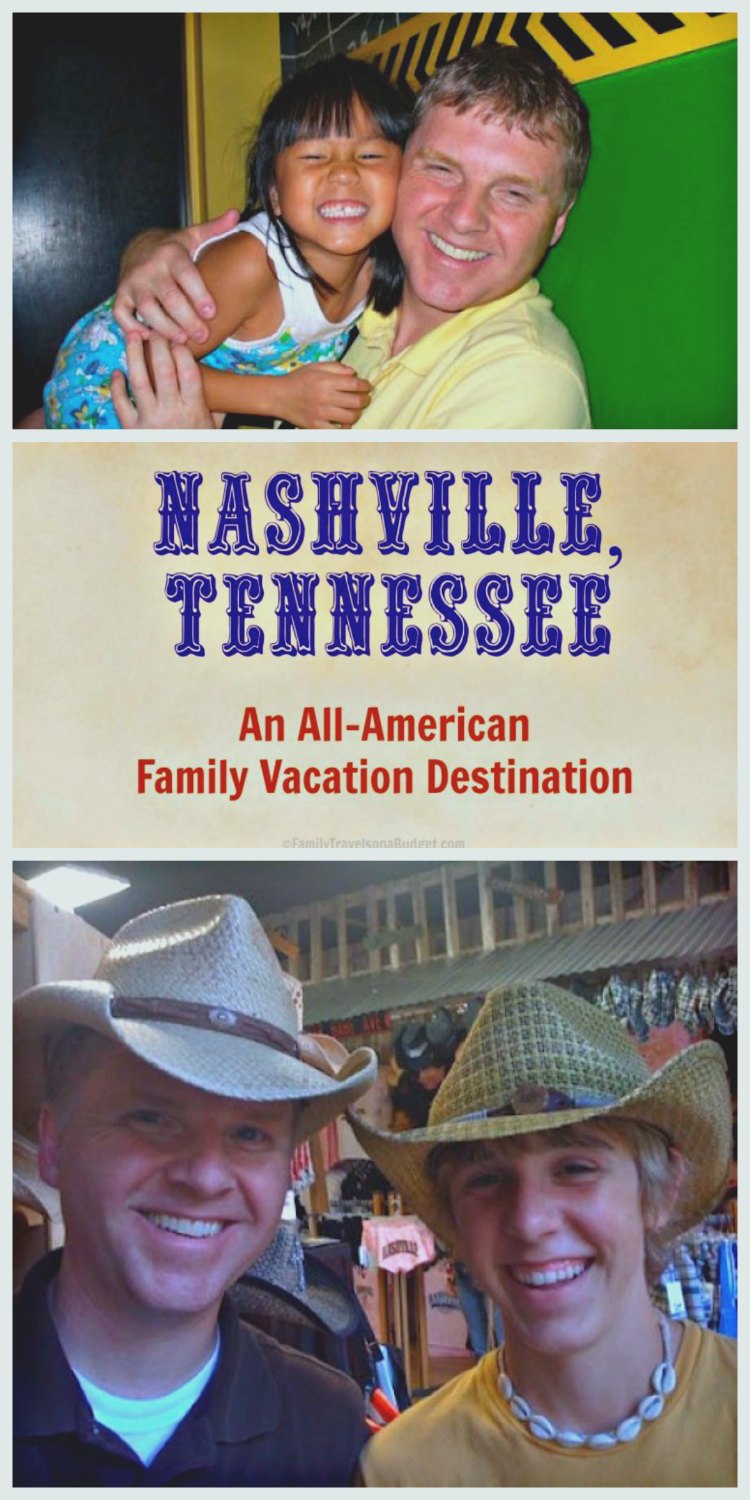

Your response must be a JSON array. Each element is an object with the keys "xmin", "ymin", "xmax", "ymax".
[{"xmin": 15, "ymin": 1252, "xmax": 369, "ymax": 1486}]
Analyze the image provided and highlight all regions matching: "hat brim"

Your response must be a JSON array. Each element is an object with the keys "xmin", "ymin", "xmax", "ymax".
[
  {"xmin": 14, "ymin": 981, "xmax": 376, "ymax": 1143},
  {"xmin": 349, "ymin": 1040, "xmax": 731, "ymax": 1248},
  {"xmin": 234, "ymin": 1261, "xmax": 361, "ymax": 1338},
  {"xmin": 13, "ymin": 1132, "xmax": 62, "ymax": 1220}
]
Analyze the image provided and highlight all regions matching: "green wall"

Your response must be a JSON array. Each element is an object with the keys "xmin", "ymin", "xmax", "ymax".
[{"xmin": 538, "ymin": 43, "xmax": 737, "ymax": 428}]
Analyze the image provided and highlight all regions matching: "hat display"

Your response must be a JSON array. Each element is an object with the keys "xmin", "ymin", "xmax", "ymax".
[
  {"xmin": 230, "ymin": 1221, "xmax": 361, "ymax": 1338},
  {"xmin": 350, "ymin": 981, "xmax": 732, "ymax": 1248},
  {"xmin": 424, "ymin": 1006, "xmax": 459, "ymax": 1064},
  {"xmin": 393, "ymin": 1007, "xmax": 459, "ymax": 1073},
  {"xmin": 14, "ymin": 894, "xmax": 376, "ymax": 1142},
  {"xmin": 13, "ymin": 1131, "xmax": 62, "ymax": 1222},
  {"xmin": 459, "ymin": 996, "xmax": 484, "ymax": 1034},
  {"xmin": 393, "ymin": 1020, "xmax": 431, "ymax": 1072}
]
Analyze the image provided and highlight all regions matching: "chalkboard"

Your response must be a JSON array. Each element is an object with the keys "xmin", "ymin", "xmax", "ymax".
[{"xmin": 280, "ymin": 13, "xmax": 415, "ymax": 75}]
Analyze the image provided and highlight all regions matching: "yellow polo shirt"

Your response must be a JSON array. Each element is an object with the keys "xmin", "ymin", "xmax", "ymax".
[{"xmin": 350, "ymin": 279, "xmax": 590, "ymax": 430}]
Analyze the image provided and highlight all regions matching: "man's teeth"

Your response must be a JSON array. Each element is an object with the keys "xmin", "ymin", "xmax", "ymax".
[
  {"xmin": 319, "ymin": 204, "xmax": 367, "ymax": 219},
  {"xmin": 429, "ymin": 232, "xmax": 488, "ymax": 262},
  {"xmin": 143, "ymin": 1212, "xmax": 224, "ymax": 1239},
  {"xmin": 512, "ymin": 1261, "xmax": 588, "ymax": 1287}
]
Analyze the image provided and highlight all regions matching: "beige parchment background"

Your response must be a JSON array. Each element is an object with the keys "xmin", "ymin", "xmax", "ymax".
[{"xmin": 13, "ymin": 441, "xmax": 735, "ymax": 849}]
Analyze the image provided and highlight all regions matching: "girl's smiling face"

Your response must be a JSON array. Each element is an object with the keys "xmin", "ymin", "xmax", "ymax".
[
  {"xmin": 270, "ymin": 100, "xmax": 402, "ymax": 260},
  {"xmin": 447, "ymin": 1126, "xmax": 666, "ymax": 1363}
]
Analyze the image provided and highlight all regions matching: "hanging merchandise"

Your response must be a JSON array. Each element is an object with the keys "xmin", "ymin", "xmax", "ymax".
[
  {"xmin": 656, "ymin": 1262, "xmax": 687, "ymax": 1321},
  {"xmin": 641, "ymin": 971, "xmax": 658, "ymax": 1032},
  {"xmin": 587, "ymin": 959, "xmax": 735, "ymax": 1044},
  {"xmin": 673, "ymin": 1242, "xmax": 713, "ymax": 1327},
  {"xmin": 659, "ymin": 1226, "xmax": 738, "ymax": 1336},
  {"xmin": 626, "ymin": 978, "xmax": 649, "ymax": 1043},
  {"xmin": 643, "ymin": 968, "xmax": 676, "ymax": 1030},
  {"xmin": 598, "ymin": 976, "xmax": 616, "ymax": 1019},
  {"xmin": 727, "ymin": 966, "xmax": 738, "ymax": 1027},
  {"xmin": 712, "ymin": 967, "xmax": 738, "ymax": 1036},
  {"xmin": 460, "ymin": 996, "xmax": 485, "ymax": 1035},
  {"xmin": 322, "ymin": 1119, "xmax": 341, "ymax": 1173},
  {"xmin": 601, "ymin": 973, "xmax": 629, "ymax": 1026},
  {"xmin": 291, "ymin": 1140, "xmax": 314, "ymax": 1192},
  {"xmin": 424, "ymin": 1006, "xmax": 459, "ymax": 1065},
  {"xmin": 717, "ymin": 1240, "xmax": 738, "ymax": 1338},
  {"xmin": 695, "ymin": 971, "xmax": 715, "ymax": 1034},
  {"xmin": 230, "ymin": 1221, "xmax": 411, "ymax": 1412},
  {"xmin": 675, "ymin": 972, "xmax": 702, "ymax": 1038},
  {"xmin": 340, "ymin": 1159, "xmax": 393, "ymax": 1207},
  {"xmin": 394, "ymin": 1020, "xmax": 432, "ymax": 1072}
]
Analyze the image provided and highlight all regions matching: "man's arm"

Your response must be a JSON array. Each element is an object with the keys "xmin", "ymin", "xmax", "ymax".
[
  {"xmin": 129, "ymin": 231, "xmax": 374, "ymax": 428},
  {"xmin": 111, "ymin": 336, "xmax": 216, "ymax": 428},
  {"xmin": 114, "ymin": 209, "xmax": 241, "ymax": 345}
]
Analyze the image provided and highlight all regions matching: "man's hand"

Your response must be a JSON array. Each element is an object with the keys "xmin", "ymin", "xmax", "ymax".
[
  {"xmin": 275, "ymin": 364, "xmax": 372, "ymax": 428},
  {"xmin": 113, "ymin": 208, "xmax": 241, "ymax": 345},
  {"xmin": 111, "ymin": 336, "xmax": 217, "ymax": 428}
]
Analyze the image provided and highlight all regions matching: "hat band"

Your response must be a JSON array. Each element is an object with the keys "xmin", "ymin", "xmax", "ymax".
[
  {"xmin": 452, "ymin": 1083, "xmax": 617, "ymax": 1123},
  {"xmin": 110, "ymin": 995, "xmax": 300, "ymax": 1057}
]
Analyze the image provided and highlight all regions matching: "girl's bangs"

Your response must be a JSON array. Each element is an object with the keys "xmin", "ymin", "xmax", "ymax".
[{"xmin": 279, "ymin": 90, "xmax": 377, "ymax": 147}]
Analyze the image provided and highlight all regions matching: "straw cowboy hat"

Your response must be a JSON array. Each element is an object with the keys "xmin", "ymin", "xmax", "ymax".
[
  {"xmin": 230, "ymin": 1221, "xmax": 362, "ymax": 1338},
  {"xmin": 350, "ymin": 981, "xmax": 732, "ymax": 1247},
  {"xmin": 14, "ymin": 893, "xmax": 376, "ymax": 1142}
]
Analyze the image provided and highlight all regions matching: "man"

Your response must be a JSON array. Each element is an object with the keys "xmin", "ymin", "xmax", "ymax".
[
  {"xmin": 115, "ymin": 45, "xmax": 591, "ymax": 429},
  {"xmin": 13, "ymin": 893, "xmax": 376, "ymax": 1485},
  {"xmin": 349, "ymin": 981, "xmax": 736, "ymax": 1487}
]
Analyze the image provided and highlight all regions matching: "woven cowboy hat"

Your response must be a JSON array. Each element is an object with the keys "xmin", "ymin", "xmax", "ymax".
[
  {"xmin": 349, "ymin": 981, "xmax": 732, "ymax": 1248},
  {"xmin": 14, "ymin": 894, "xmax": 376, "ymax": 1142},
  {"xmin": 230, "ymin": 1221, "xmax": 362, "ymax": 1338}
]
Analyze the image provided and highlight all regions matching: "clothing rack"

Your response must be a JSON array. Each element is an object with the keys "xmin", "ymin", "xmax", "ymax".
[{"xmin": 658, "ymin": 1226, "xmax": 737, "ymax": 1337}]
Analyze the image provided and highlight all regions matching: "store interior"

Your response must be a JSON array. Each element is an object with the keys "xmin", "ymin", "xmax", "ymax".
[{"xmin": 14, "ymin": 859, "xmax": 737, "ymax": 1411}]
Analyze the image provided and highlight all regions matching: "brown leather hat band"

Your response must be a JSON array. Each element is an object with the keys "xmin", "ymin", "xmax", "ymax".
[{"xmin": 110, "ymin": 995, "xmax": 300, "ymax": 1058}]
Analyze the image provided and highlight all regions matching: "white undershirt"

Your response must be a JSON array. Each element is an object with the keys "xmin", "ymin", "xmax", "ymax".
[{"xmin": 73, "ymin": 1336, "xmax": 221, "ymax": 1465}]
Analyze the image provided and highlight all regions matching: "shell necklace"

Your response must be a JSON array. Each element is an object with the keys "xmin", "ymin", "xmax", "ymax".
[{"xmin": 497, "ymin": 1315, "xmax": 677, "ymax": 1449}]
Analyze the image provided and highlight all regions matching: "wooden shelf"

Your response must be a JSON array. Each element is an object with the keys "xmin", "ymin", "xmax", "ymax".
[{"xmin": 13, "ymin": 874, "xmax": 33, "ymax": 934}]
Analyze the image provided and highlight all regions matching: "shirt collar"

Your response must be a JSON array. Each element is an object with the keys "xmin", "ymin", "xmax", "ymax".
[
  {"xmin": 15, "ymin": 1251, "xmax": 85, "ymax": 1437},
  {"xmin": 13, "ymin": 1250, "xmax": 280, "ymax": 1448},
  {"xmin": 359, "ymin": 279, "xmax": 539, "ymax": 372},
  {"xmin": 196, "ymin": 1298, "xmax": 281, "ymax": 1442}
]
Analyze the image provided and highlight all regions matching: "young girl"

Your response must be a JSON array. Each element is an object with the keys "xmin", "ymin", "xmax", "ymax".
[{"xmin": 43, "ymin": 58, "xmax": 410, "ymax": 429}]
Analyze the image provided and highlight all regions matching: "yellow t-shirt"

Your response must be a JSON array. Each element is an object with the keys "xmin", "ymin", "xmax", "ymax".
[
  {"xmin": 350, "ymin": 280, "xmax": 591, "ymax": 431},
  {"xmin": 360, "ymin": 1321, "xmax": 736, "ymax": 1487}
]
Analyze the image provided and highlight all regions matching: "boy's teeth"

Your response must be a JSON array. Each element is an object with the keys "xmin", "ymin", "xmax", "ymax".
[
  {"xmin": 512, "ymin": 1261, "xmax": 588, "ymax": 1287},
  {"xmin": 429, "ymin": 232, "xmax": 488, "ymax": 262},
  {"xmin": 143, "ymin": 1212, "xmax": 223, "ymax": 1239}
]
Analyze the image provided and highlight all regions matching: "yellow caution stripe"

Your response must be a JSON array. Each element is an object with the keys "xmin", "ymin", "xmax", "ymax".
[{"xmin": 353, "ymin": 12, "xmax": 737, "ymax": 89}]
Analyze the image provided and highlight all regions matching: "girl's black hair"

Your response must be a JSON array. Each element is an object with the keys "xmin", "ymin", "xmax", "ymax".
[{"xmin": 241, "ymin": 57, "xmax": 411, "ymax": 314}]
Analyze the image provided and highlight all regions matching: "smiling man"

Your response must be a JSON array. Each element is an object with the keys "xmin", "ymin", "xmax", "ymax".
[
  {"xmin": 13, "ymin": 894, "xmax": 376, "ymax": 1486},
  {"xmin": 113, "ymin": 45, "xmax": 591, "ymax": 430},
  {"xmin": 346, "ymin": 47, "xmax": 591, "ymax": 429}
]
